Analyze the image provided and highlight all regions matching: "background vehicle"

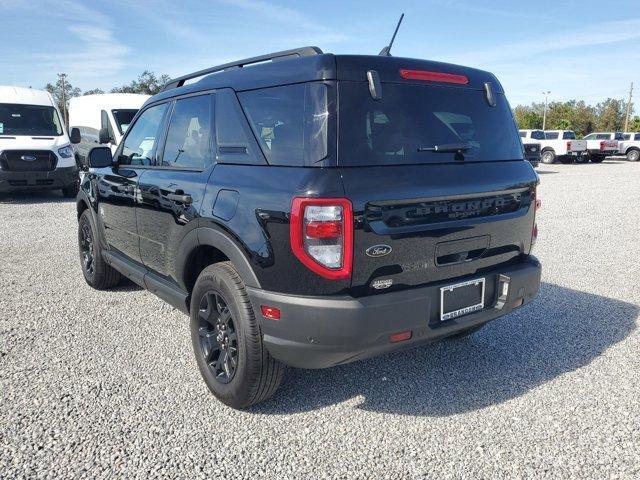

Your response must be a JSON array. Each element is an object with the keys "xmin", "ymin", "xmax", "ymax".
[
  {"xmin": 518, "ymin": 131, "xmax": 540, "ymax": 167},
  {"xmin": 617, "ymin": 132, "xmax": 640, "ymax": 161},
  {"xmin": 583, "ymin": 132, "xmax": 620, "ymax": 163},
  {"xmin": 76, "ymin": 47, "xmax": 541, "ymax": 409},
  {"xmin": 69, "ymin": 93, "xmax": 149, "ymax": 165},
  {"xmin": 519, "ymin": 129, "xmax": 586, "ymax": 164},
  {"xmin": 0, "ymin": 86, "xmax": 78, "ymax": 196}
]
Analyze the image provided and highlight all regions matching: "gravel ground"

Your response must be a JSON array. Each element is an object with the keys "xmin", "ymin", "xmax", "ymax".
[{"xmin": 1, "ymin": 160, "xmax": 639, "ymax": 479}]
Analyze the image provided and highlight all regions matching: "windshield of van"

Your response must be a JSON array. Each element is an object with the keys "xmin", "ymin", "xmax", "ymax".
[
  {"xmin": 112, "ymin": 109, "xmax": 138, "ymax": 135},
  {"xmin": 337, "ymin": 82, "xmax": 523, "ymax": 165},
  {"xmin": 0, "ymin": 103, "xmax": 63, "ymax": 136}
]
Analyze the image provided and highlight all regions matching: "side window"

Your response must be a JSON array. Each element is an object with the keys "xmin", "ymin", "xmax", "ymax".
[
  {"xmin": 545, "ymin": 132, "xmax": 559, "ymax": 139},
  {"xmin": 162, "ymin": 95, "xmax": 213, "ymax": 169},
  {"xmin": 635, "ymin": 134, "xmax": 640, "ymax": 141},
  {"xmin": 101, "ymin": 110, "xmax": 114, "ymax": 142},
  {"xmin": 584, "ymin": 134, "xmax": 594, "ymax": 140},
  {"xmin": 119, "ymin": 103, "xmax": 168, "ymax": 166},
  {"xmin": 596, "ymin": 133, "xmax": 609, "ymax": 140}
]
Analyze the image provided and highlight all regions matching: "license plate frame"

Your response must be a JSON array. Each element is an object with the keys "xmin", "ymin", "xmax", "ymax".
[{"xmin": 440, "ymin": 277, "xmax": 486, "ymax": 321}]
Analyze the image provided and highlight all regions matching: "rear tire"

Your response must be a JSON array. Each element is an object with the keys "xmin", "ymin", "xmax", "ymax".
[
  {"xmin": 62, "ymin": 182, "xmax": 79, "ymax": 198},
  {"xmin": 559, "ymin": 156, "xmax": 575, "ymax": 164},
  {"xmin": 590, "ymin": 155, "xmax": 605, "ymax": 163},
  {"xmin": 190, "ymin": 261, "xmax": 284, "ymax": 409},
  {"xmin": 627, "ymin": 149, "xmax": 640, "ymax": 162},
  {"xmin": 78, "ymin": 210, "xmax": 121, "ymax": 289},
  {"xmin": 541, "ymin": 150, "xmax": 556, "ymax": 164}
]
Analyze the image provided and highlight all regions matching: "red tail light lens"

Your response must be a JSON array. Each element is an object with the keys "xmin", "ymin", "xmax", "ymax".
[
  {"xmin": 260, "ymin": 305, "xmax": 281, "ymax": 320},
  {"xmin": 290, "ymin": 197, "xmax": 353, "ymax": 280},
  {"xmin": 600, "ymin": 141, "xmax": 605, "ymax": 151},
  {"xmin": 566, "ymin": 141, "xmax": 572, "ymax": 151},
  {"xmin": 399, "ymin": 69, "xmax": 469, "ymax": 85}
]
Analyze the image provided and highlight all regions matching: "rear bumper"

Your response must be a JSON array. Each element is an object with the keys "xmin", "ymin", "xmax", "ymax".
[
  {"xmin": 248, "ymin": 255, "xmax": 542, "ymax": 369},
  {"xmin": 0, "ymin": 166, "xmax": 78, "ymax": 192}
]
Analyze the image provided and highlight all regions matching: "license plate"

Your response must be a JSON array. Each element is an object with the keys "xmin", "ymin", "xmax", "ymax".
[{"xmin": 440, "ymin": 278, "xmax": 485, "ymax": 321}]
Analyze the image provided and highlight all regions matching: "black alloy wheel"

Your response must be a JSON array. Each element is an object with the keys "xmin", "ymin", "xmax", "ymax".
[
  {"xmin": 80, "ymin": 221, "xmax": 95, "ymax": 278},
  {"xmin": 197, "ymin": 290, "xmax": 238, "ymax": 384}
]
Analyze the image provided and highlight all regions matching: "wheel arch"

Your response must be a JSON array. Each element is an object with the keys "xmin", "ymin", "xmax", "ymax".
[{"xmin": 177, "ymin": 227, "xmax": 261, "ymax": 296}]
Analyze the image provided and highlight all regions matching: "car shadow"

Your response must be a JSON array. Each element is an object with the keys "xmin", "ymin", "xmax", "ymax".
[
  {"xmin": 0, "ymin": 190, "xmax": 74, "ymax": 204},
  {"xmin": 111, "ymin": 278, "xmax": 144, "ymax": 292},
  {"xmin": 253, "ymin": 283, "xmax": 637, "ymax": 416}
]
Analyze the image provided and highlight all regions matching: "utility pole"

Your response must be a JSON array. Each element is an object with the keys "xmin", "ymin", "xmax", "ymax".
[
  {"xmin": 58, "ymin": 73, "xmax": 67, "ymax": 126},
  {"xmin": 542, "ymin": 91, "xmax": 551, "ymax": 130},
  {"xmin": 623, "ymin": 82, "xmax": 633, "ymax": 132}
]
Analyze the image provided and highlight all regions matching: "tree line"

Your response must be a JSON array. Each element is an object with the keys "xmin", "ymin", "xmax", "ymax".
[
  {"xmin": 514, "ymin": 98, "xmax": 639, "ymax": 136},
  {"xmin": 45, "ymin": 72, "xmax": 640, "ymax": 134}
]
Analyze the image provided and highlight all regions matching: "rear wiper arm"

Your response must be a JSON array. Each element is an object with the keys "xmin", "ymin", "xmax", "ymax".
[{"xmin": 417, "ymin": 142, "xmax": 470, "ymax": 153}]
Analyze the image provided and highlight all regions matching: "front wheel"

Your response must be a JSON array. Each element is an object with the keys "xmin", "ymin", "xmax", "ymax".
[
  {"xmin": 190, "ymin": 262, "xmax": 284, "ymax": 409},
  {"xmin": 627, "ymin": 149, "xmax": 640, "ymax": 162},
  {"xmin": 78, "ymin": 210, "xmax": 121, "ymax": 289},
  {"xmin": 541, "ymin": 150, "xmax": 556, "ymax": 164}
]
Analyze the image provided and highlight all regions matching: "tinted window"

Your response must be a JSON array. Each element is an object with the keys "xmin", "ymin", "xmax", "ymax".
[
  {"xmin": 531, "ymin": 130, "xmax": 546, "ymax": 140},
  {"xmin": 119, "ymin": 103, "xmax": 167, "ymax": 166},
  {"xmin": 635, "ymin": 134, "xmax": 640, "ymax": 141},
  {"xmin": 545, "ymin": 132, "xmax": 559, "ymax": 139},
  {"xmin": 596, "ymin": 134, "xmax": 609, "ymax": 140},
  {"xmin": 584, "ymin": 134, "xmax": 595, "ymax": 140},
  {"xmin": 238, "ymin": 83, "xmax": 329, "ymax": 166},
  {"xmin": 0, "ymin": 103, "xmax": 63, "ymax": 136},
  {"xmin": 622, "ymin": 134, "xmax": 631, "ymax": 140},
  {"xmin": 338, "ymin": 82, "xmax": 522, "ymax": 165},
  {"xmin": 519, "ymin": 131, "xmax": 526, "ymax": 137},
  {"xmin": 562, "ymin": 131, "xmax": 576, "ymax": 139},
  {"xmin": 614, "ymin": 132, "xmax": 624, "ymax": 140},
  {"xmin": 162, "ymin": 95, "xmax": 212, "ymax": 169},
  {"xmin": 112, "ymin": 109, "xmax": 138, "ymax": 135}
]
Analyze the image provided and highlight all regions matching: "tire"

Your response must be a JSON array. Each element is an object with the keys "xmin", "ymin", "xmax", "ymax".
[
  {"xmin": 190, "ymin": 261, "xmax": 284, "ymax": 409},
  {"xmin": 541, "ymin": 150, "xmax": 556, "ymax": 164},
  {"xmin": 590, "ymin": 155, "xmax": 605, "ymax": 163},
  {"xmin": 78, "ymin": 210, "xmax": 121, "ymax": 289},
  {"xmin": 627, "ymin": 149, "xmax": 640, "ymax": 162},
  {"xmin": 559, "ymin": 155, "xmax": 575, "ymax": 164},
  {"xmin": 62, "ymin": 182, "xmax": 79, "ymax": 198},
  {"xmin": 446, "ymin": 324, "xmax": 485, "ymax": 340}
]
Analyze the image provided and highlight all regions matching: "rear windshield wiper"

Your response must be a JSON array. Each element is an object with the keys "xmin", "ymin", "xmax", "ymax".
[{"xmin": 417, "ymin": 142, "xmax": 470, "ymax": 153}]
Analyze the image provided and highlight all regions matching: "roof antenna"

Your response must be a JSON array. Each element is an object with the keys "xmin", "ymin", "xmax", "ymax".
[{"xmin": 378, "ymin": 13, "xmax": 404, "ymax": 56}]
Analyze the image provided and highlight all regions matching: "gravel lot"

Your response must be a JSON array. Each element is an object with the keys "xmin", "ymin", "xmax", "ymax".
[{"xmin": 1, "ymin": 160, "xmax": 639, "ymax": 479}]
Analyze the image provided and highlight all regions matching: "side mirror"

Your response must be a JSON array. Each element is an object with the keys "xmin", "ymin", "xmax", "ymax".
[
  {"xmin": 98, "ymin": 127, "xmax": 111, "ymax": 144},
  {"xmin": 87, "ymin": 146, "xmax": 114, "ymax": 168},
  {"xmin": 70, "ymin": 127, "xmax": 81, "ymax": 144}
]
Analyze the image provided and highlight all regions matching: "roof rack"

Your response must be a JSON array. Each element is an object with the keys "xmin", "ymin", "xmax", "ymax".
[{"xmin": 161, "ymin": 46, "xmax": 323, "ymax": 92}]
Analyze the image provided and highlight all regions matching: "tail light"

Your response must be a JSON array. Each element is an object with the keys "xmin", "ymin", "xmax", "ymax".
[
  {"xmin": 600, "ymin": 141, "xmax": 605, "ymax": 151},
  {"xmin": 566, "ymin": 141, "xmax": 572, "ymax": 151},
  {"xmin": 290, "ymin": 197, "xmax": 353, "ymax": 280},
  {"xmin": 531, "ymin": 192, "xmax": 540, "ymax": 250}
]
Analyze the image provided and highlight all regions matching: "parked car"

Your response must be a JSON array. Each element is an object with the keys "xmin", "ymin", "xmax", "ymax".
[
  {"xmin": 583, "ymin": 132, "xmax": 621, "ymax": 163},
  {"xmin": 618, "ymin": 132, "xmax": 640, "ymax": 162},
  {"xmin": 0, "ymin": 86, "xmax": 78, "ymax": 196},
  {"xmin": 76, "ymin": 47, "xmax": 542, "ymax": 408},
  {"xmin": 519, "ymin": 129, "xmax": 586, "ymax": 164},
  {"xmin": 518, "ymin": 131, "xmax": 541, "ymax": 167},
  {"xmin": 69, "ymin": 93, "xmax": 150, "ymax": 165}
]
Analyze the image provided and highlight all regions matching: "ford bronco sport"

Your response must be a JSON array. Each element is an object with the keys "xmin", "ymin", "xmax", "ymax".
[{"xmin": 76, "ymin": 47, "xmax": 542, "ymax": 409}]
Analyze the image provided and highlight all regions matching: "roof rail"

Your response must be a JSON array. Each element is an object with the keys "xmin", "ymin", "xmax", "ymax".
[{"xmin": 161, "ymin": 46, "xmax": 323, "ymax": 92}]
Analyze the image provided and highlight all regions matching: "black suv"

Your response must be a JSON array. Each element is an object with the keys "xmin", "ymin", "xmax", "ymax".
[{"xmin": 75, "ymin": 47, "xmax": 542, "ymax": 409}]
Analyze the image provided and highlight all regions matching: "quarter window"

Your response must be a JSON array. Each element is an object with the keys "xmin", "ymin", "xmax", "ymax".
[
  {"xmin": 119, "ymin": 103, "xmax": 168, "ymax": 166},
  {"xmin": 162, "ymin": 95, "xmax": 213, "ymax": 169}
]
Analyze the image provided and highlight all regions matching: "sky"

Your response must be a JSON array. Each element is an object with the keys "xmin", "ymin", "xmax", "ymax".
[{"xmin": 1, "ymin": 0, "xmax": 639, "ymax": 107}]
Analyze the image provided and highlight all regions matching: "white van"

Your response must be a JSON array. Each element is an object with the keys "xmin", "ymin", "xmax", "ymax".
[
  {"xmin": 68, "ymin": 94, "xmax": 150, "ymax": 163},
  {"xmin": 0, "ymin": 86, "xmax": 78, "ymax": 196}
]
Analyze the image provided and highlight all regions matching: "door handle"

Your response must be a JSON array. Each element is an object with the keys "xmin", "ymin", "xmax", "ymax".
[{"xmin": 166, "ymin": 193, "xmax": 193, "ymax": 204}]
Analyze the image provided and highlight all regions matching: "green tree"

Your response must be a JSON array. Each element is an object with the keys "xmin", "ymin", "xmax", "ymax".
[
  {"xmin": 595, "ymin": 98, "xmax": 626, "ymax": 131},
  {"xmin": 513, "ymin": 105, "xmax": 542, "ymax": 129},
  {"xmin": 83, "ymin": 88, "xmax": 105, "ymax": 95},
  {"xmin": 44, "ymin": 74, "xmax": 81, "ymax": 124},
  {"xmin": 628, "ymin": 116, "xmax": 640, "ymax": 132},
  {"xmin": 111, "ymin": 71, "xmax": 171, "ymax": 95}
]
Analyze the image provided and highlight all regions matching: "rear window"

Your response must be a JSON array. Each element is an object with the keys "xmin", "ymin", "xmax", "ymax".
[
  {"xmin": 614, "ymin": 132, "xmax": 624, "ymax": 140},
  {"xmin": 337, "ymin": 82, "xmax": 522, "ymax": 165},
  {"xmin": 562, "ymin": 131, "xmax": 576, "ymax": 139},
  {"xmin": 237, "ymin": 83, "xmax": 330, "ymax": 166},
  {"xmin": 530, "ymin": 130, "xmax": 546, "ymax": 140}
]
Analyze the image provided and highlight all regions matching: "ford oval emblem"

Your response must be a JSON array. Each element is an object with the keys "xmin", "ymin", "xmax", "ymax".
[
  {"xmin": 21, "ymin": 155, "xmax": 37, "ymax": 162},
  {"xmin": 366, "ymin": 244, "xmax": 392, "ymax": 257}
]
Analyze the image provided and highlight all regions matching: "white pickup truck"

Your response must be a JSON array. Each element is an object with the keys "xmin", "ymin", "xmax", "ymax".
[
  {"xmin": 618, "ymin": 132, "xmax": 640, "ymax": 162},
  {"xmin": 519, "ymin": 129, "xmax": 587, "ymax": 164},
  {"xmin": 582, "ymin": 132, "xmax": 621, "ymax": 163}
]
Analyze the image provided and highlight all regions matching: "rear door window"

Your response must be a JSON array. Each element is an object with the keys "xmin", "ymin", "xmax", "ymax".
[
  {"xmin": 161, "ymin": 94, "xmax": 213, "ymax": 169},
  {"xmin": 531, "ymin": 130, "xmax": 546, "ymax": 140},
  {"xmin": 545, "ymin": 132, "xmax": 559, "ymax": 139},
  {"xmin": 119, "ymin": 103, "xmax": 168, "ymax": 166},
  {"xmin": 337, "ymin": 82, "xmax": 522, "ymax": 165}
]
